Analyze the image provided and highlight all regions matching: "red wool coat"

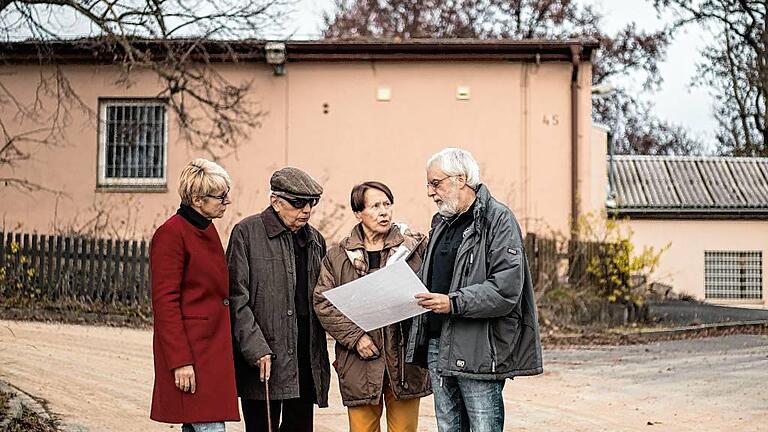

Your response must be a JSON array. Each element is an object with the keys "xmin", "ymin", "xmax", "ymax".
[{"xmin": 150, "ymin": 214, "xmax": 240, "ymax": 424}]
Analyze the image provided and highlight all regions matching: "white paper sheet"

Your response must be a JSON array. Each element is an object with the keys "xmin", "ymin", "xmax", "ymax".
[{"xmin": 322, "ymin": 259, "xmax": 429, "ymax": 332}]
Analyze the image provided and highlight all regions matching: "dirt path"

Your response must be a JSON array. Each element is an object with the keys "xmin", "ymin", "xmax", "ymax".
[{"xmin": 0, "ymin": 320, "xmax": 766, "ymax": 431}]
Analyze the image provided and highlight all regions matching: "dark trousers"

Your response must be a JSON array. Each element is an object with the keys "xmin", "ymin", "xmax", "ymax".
[
  {"xmin": 242, "ymin": 397, "xmax": 314, "ymax": 432},
  {"xmin": 243, "ymin": 315, "xmax": 316, "ymax": 432}
]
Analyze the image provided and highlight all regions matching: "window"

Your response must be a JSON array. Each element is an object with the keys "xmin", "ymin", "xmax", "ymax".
[
  {"xmin": 98, "ymin": 99, "xmax": 167, "ymax": 188},
  {"xmin": 705, "ymin": 251, "xmax": 763, "ymax": 300}
]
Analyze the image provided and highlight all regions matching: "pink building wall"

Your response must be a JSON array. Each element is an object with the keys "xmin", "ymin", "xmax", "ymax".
[
  {"xmin": 0, "ymin": 57, "xmax": 598, "ymax": 243},
  {"xmin": 629, "ymin": 220, "xmax": 768, "ymax": 305}
]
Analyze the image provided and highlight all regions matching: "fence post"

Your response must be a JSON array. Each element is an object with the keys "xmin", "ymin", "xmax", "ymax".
[
  {"xmin": 139, "ymin": 240, "xmax": 148, "ymax": 303},
  {"xmin": 120, "ymin": 240, "xmax": 130, "ymax": 304},
  {"xmin": 128, "ymin": 240, "xmax": 138, "ymax": 304},
  {"xmin": 0, "ymin": 232, "xmax": 6, "ymax": 275},
  {"xmin": 30, "ymin": 234, "xmax": 39, "ymax": 290},
  {"xmin": 86, "ymin": 237, "xmax": 97, "ymax": 302},
  {"xmin": 22, "ymin": 233, "xmax": 29, "ymax": 258},
  {"xmin": 75, "ymin": 237, "xmax": 83, "ymax": 301},
  {"xmin": 53, "ymin": 236, "xmax": 63, "ymax": 300},
  {"xmin": 62, "ymin": 237, "xmax": 72, "ymax": 298},
  {"xmin": 45, "ymin": 235, "xmax": 53, "ymax": 297},
  {"xmin": 105, "ymin": 239, "xmax": 115, "ymax": 304},
  {"xmin": 95, "ymin": 239, "xmax": 105, "ymax": 302}
]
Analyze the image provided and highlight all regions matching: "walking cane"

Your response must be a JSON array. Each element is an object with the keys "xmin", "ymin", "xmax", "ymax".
[{"xmin": 265, "ymin": 379, "xmax": 273, "ymax": 432}]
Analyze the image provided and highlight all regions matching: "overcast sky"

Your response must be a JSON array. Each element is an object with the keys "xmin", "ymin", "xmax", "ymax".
[{"xmin": 285, "ymin": 0, "xmax": 718, "ymax": 150}]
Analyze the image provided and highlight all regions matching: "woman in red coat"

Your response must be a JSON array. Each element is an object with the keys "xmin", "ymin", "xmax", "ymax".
[{"xmin": 150, "ymin": 158, "xmax": 240, "ymax": 432}]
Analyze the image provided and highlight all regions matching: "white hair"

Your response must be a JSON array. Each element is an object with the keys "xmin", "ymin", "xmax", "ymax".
[{"xmin": 426, "ymin": 148, "xmax": 481, "ymax": 188}]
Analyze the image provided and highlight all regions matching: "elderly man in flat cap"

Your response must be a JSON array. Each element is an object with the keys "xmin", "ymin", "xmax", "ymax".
[{"xmin": 227, "ymin": 167, "xmax": 330, "ymax": 432}]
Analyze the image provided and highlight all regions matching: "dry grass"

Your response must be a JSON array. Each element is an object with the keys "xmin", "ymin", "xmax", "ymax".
[
  {"xmin": 0, "ymin": 388, "xmax": 60, "ymax": 432},
  {"xmin": 5, "ymin": 405, "xmax": 59, "ymax": 432},
  {"xmin": 0, "ymin": 388, "xmax": 11, "ymax": 423}
]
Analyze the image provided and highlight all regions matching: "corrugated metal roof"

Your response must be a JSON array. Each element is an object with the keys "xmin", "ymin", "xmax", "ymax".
[{"xmin": 610, "ymin": 156, "xmax": 768, "ymax": 212}]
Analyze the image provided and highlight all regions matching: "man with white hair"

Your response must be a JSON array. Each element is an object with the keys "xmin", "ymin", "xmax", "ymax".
[{"xmin": 408, "ymin": 148, "xmax": 543, "ymax": 432}]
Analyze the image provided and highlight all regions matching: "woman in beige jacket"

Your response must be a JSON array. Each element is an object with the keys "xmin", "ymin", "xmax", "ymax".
[{"xmin": 314, "ymin": 181, "xmax": 431, "ymax": 432}]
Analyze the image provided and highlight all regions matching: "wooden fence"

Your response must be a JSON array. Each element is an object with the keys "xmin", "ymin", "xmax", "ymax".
[
  {"xmin": 525, "ymin": 233, "xmax": 610, "ymax": 290},
  {"xmin": 0, "ymin": 231, "xmax": 149, "ymax": 304},
  {"xmin": 0, "ymin": 229, "xmax": 616, "ymax": 308}
]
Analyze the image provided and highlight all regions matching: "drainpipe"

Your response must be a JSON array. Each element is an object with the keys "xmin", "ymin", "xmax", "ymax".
[
  {"xmin": 570, "ymin": 42, "xmax": 582, "ymax": 240},
  {"xmin": 607, "ymin": 130, "xmax": 616, "ymax": 204}
]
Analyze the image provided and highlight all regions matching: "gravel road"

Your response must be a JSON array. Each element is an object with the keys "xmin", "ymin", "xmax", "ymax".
[{"xmin": 1, "ymin": 320, "xmax": 766, "ymax": 431}]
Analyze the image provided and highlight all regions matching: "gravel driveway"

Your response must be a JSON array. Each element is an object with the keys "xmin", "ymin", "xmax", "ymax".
[{"xmin": 0, "ymin": 320, "xmax": 766, "ymax": 431}]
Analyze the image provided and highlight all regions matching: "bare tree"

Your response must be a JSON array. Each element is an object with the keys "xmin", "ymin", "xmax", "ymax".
[
  {"xmin": 0, "ymin": 0, "xmax": 288, "ymax": 190},
  {"xmin": 324, "ymin": 0, "xmax": 701, "ymax": 155},
  {"xmin": 594, "ymin": 89, "xmax": 702, "ymax": 155},
  {"xmin": 652, "ymin": 0, "xmax": 767, "ymax": 156}
]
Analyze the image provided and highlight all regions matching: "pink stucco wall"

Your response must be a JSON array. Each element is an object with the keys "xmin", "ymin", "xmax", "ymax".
[
  {"xmin": 0, "ymin": 59, "xmax": 597, "ymax": 242},
  {"xmin": 629, "ymin": 219, "xmax": 768, "ymax": 305}
]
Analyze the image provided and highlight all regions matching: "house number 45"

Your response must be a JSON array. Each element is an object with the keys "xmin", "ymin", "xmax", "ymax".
[{"xmin": 542, "ymin": 114, "xmax": 560, "ymax": 126}]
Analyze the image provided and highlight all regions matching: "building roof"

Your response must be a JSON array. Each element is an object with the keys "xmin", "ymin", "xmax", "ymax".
[
  {"xmin": 0, "ymin": 38, "xmax": 598, "ymax": 64},
  {"xmin": 610, "ymin": 155, "xmax": 768, "ymax": 218}
]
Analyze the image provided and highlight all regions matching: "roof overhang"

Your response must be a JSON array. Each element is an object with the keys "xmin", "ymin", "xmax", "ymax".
[
  {"xmin": 0, "ymin": 38, "xmax": 599, "ymax": 64},
  {"xmin": 609, "ymin": 208, "xmax": 768, "ymax": 220}
]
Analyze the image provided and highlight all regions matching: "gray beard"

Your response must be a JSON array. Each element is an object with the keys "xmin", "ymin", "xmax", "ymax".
[{"xmin": 437, "ymin": 199, "xmax": 459, "ymax": 218}]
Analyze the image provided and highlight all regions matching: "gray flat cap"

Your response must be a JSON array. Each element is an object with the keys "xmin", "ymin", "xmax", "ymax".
[{"xmin": 270, "ymin": 167, "xmax": 323, "ymax": 198}]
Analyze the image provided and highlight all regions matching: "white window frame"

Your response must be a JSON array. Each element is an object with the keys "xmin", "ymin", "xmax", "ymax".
[{"xmin": 97, "ymin": 98, "xmax": 168, "ymax": 189}]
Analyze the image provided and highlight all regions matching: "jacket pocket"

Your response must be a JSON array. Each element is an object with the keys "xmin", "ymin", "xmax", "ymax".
[
  {"xmin": 335, "ymin": 347, "xmax": 370, "ymax": 402},
  {"xmin": 487, "ymin": 321, "xmax": 498, "ymax": 373},
  {"xmin": 182, "ymin": 315, "xmax": 215, "ymax": 343},
  {"xmin": 493, "ymin": 315, "xmax": 521, "ymax": 370},
  {"xmin": 447, "ymin": 319, "xmax": 494, "ymax": 374}
]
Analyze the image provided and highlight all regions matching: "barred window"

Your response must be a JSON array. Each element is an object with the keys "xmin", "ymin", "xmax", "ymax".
[
  {"xmin": 98, "ymin": 99, "xmax": 167, "ymax": 188},
  {"xmin": 704, "ymin": 251, "xmax": 763, "ymax": 300}
]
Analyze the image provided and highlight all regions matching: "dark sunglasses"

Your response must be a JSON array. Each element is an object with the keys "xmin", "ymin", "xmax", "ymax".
[{"xmin": 277, "ymin": 194, "xmax": 319, "ymax": 209}]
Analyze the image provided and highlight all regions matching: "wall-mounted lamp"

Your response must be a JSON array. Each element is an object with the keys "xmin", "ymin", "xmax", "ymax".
[
  {"xmin": 456, "ymin": 86, "xmax": 470, "ymax": 100},
  {"xmin": 265, "ymin": 42, "xmax": 286, "ymax": 76},
  {"xmin": 377, "ymin": 87, "xmax": 391, "ymax": 101}
]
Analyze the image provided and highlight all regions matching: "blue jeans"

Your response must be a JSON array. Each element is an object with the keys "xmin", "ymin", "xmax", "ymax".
[
  {"xmin": 427, "ymin": 339, "xmax": 505, "ymax": 432},
  {"xmin": 182, "ymin": 422, "xmax": 226, "ymax": 432}
]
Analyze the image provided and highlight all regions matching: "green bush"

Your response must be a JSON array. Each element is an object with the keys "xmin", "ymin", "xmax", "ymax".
[{"xmin": 583, "ymin": 216, "xmax": 667, "ymax": 307}]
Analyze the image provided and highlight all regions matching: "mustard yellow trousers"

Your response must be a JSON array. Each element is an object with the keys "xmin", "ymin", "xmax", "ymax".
[{"xmin": 347, "ymin": 383, "xmax": 421, "ymax": 432}]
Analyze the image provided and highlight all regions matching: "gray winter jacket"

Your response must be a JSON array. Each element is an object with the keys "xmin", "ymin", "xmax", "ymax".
[{"xmin": 405, "ymin": 184, "xmax": 543, "ymax": 380}]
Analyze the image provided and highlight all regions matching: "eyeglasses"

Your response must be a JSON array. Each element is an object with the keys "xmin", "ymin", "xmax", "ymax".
[
  {"xmin": 206, "ymin": 188, "xmax": 230, "ymax": 204},
  {"xmin": 426, "ymin": 175, "xmax": 458, "ymax": 190},
  {"xmin": 277, "ymin": 194, "xmax": 320, "ymax": 209}
]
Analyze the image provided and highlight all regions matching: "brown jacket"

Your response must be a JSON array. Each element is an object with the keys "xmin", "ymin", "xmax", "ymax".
[
  {"xmin": 227, "ymin": 207, "xmax": 331, "ymax": 406},
  {"xmin": 313, "ymin": 224, "xmax": 432, "ymax": 407}
]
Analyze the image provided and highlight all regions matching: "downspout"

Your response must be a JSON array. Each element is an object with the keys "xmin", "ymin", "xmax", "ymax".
[
  {"xmin": 570, "ymin": 42, "xmax": 582, "ymax": 240},
  {"xmin": 607, "ymin": 130, "xmax": 616, "ymax": 202}
]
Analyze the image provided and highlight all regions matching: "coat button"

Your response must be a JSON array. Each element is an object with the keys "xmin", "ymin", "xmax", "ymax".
[
  {"xmin": 288, "ymin": 348, "xmax": 294, "ymax": 354},
  {"xmin": 287, "ymin": 310, "xmax": 293, "ymax": 316},
  {"xmin": 223, "ymin": 299, "xmax": 230, "ymax": 306}
]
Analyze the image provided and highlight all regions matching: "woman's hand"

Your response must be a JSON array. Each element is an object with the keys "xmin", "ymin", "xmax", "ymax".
[
  {"xmin": 355, "ymin": 334, "xmax": 380, "ymax": 359},
  {"xmin": 174, "ymin": 365, "xmax": 196, "ymax": 393},
  {"xmin": 258, "ymin": 354, "xmax": 272, "ymax": 382}
]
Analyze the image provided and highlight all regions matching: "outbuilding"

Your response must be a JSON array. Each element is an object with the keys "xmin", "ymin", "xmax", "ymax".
[{"xmin": 610, "ymin": 155, "xmax": 768, "ymax": 306}]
